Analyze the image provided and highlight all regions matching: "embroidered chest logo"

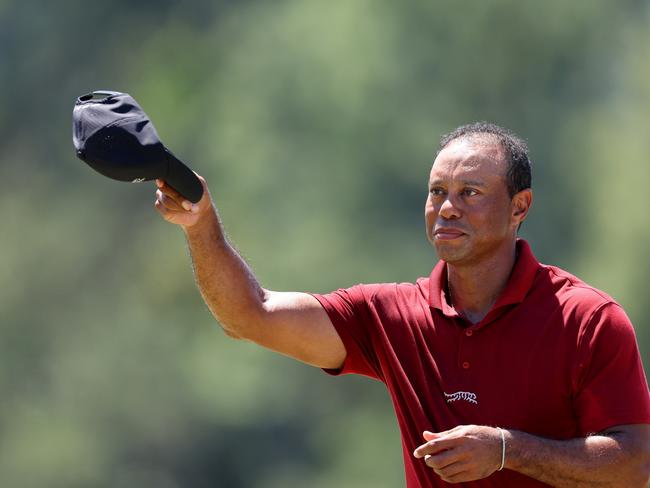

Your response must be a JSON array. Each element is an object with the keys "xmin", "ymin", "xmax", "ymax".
[{"xmin": 444, "ymin": 391, "xmax": 478, "ymax": 405}]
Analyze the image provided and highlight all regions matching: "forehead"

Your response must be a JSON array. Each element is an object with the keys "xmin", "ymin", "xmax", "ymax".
[{"xmin": 429, "ymin": 138, "xmax": 507, "ymax": 182}]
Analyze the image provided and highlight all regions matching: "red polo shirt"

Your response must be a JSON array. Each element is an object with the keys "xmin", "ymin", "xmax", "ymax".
[{"xmin": 312, "ymin": 240, "xmax": 650, "ymax": 487}]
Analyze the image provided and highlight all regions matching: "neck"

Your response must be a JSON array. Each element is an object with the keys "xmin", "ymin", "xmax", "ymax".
[{"xmin": 446, "ymin": 241, "xmax": 518, "ymax": 324}]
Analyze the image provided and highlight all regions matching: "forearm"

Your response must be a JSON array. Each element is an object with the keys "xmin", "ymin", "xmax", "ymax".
[
  {"xmin": 183, "ymin": 207, "xmax": 265, "ymax": 338},
  {"xmin": 504, "ymin": 428, "xmax": 649, "ymax": 487}
]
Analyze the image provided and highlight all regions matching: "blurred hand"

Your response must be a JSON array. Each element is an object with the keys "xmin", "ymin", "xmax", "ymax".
[
  {"xmin": 154, "ymin": 174, "xmax": 213, "ymax": 228},
  {"xmin": 413, "ymin": 425, "xmax": 503, "ymax": 483}
]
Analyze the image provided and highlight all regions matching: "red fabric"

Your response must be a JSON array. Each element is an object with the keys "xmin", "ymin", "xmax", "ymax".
[{"xmin": 311, "ymin": 240, "xmax": 650, "ymax": 488}]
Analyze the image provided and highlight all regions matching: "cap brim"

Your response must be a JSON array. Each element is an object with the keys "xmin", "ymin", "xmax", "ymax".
[{"xmin": 164, "ymin": 149, "xmax": 203, "ymax": 203}]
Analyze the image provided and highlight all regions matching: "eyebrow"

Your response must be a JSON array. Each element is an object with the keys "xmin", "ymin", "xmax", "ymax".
[{"xmin": 429, "ymin": 179, "xmax": 486, "ymax": 188}]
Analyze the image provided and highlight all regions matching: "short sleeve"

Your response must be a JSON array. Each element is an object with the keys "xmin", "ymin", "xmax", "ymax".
[
  {"xmin": 574, "ymin": 303, "xmax": 650, "ymax": 434},
  {"xmin": 310, "ymin": 285, "xmax": 384, "ymax": 381}
]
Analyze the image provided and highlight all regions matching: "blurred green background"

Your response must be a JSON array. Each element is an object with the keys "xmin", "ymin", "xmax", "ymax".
[{"xmin": 1, "ymin": 1, "xmax": 648, "ymax": 486}]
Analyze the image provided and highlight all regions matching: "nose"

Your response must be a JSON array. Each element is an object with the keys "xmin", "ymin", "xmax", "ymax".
[{"xmin": 439, "ymin": 196, "xmax": 461, "ymax": 220}]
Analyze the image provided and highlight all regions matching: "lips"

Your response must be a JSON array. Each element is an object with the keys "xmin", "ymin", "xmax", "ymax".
[{"xmin": 433, "ymin": 227, "xmax": 466, "ymax": 240}]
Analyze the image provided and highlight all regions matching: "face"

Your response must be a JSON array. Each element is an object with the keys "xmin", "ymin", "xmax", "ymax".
[{"xmin": 425, "ymin": 138, "xmax": 530, "ymax": 266}]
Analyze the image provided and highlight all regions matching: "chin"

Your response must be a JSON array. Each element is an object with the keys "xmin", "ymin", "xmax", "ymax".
[{"xmin": 433, "ymin": 242, "xmax": 470, "ymax": 264}]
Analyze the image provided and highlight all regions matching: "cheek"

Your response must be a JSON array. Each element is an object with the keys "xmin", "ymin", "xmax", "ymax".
[
  {"xmin": 472, "ymin": 200, "xmax": 511, "ymax": 231},
  {"xmin": 424, "ymin": 200, "xmax": 435, "ymax": 221},
  {"xmin": 424, "ymin": 201, "xmax": 436, "ymax": 235}
]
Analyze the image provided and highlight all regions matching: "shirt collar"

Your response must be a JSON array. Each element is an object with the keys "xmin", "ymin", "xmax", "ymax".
[{"xmin": 428, "ymin": 239, "xmax": 540, "ymax": 317}]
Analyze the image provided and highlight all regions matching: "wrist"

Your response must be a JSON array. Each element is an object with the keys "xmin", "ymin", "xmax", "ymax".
[
  {"xmin": 182, "ymin": 206, "xmax": 222, "ymax": 238},
  {"xmin": 496, "ymin": 427, "xmax": 506, "ymax": 471},
  {"xmin": 500, "ymin": 428, "xmax": 519, "ymax": 471}
]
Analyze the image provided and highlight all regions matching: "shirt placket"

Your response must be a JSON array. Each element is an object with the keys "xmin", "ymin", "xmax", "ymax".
[{"xmin": 457, "ymin": 322, "xmax": 479, "ymax": 372}]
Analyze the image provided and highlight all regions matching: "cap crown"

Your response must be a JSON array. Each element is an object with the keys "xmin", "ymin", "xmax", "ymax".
[
  {"xmin": 72, "ymin": 91, "xmax": 203, "ymax": 202},
  {"xmin": 73, "ymin": 91, "xmax": 165, "ymax": 182}
]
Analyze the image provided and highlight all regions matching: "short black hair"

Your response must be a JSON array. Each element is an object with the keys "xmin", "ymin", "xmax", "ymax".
[{"xmin": 438, "ymin": 122, "xmax": 532, "ymax": 197}]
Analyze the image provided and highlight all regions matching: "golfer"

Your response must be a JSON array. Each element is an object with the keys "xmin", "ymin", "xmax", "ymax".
[{"xmin": 154, "ymin": 122, "xmax": 650, "ymax": 487}]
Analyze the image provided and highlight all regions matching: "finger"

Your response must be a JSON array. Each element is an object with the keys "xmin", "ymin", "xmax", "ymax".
[
  {"xmin": 154, "ymin": 198, "xmax": 172, "ymax": 219},
  {"xmin": 435, "ymin": 462, "xmax": 470, "ymax": 484},
  {"xmin": 423, "ymin": 447, "xmax": 460, "ymax": 470},
  {"xmin": 155, "ymin": 192, "xmax": 185, "ymax": 217},
  {"xmin": 423, "ymin": 431, "xmax": 440, "ymax": 441},
  {"xmin": 154, "ymin": 198, "xmax": 195, "ymax": 226},
  {"xmin": 428, "ymin": 456, "xmax": 465, "ymax": 474},
  {"xmin": 157, "ymin": 189, "xmax": 200, "ymax": 213},
  {"xmin": 424, "ymin": 426, "xmax": 460, "ymax": 439},
  {"xmin": 157, "ymin": 180, "xmax": 194, "ymax": 210},
  {"xmin": 414, "ymin": 437, "xmax": 458, "ymax": 458},
  {"xmin": 156, "ymin": 190, "xmax": 185, "ymax": 212}
]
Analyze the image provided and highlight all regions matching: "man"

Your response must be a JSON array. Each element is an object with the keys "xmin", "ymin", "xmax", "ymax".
[{"xmin": 154, "ymin": 122, "xmax": 650, "ymax": 487}]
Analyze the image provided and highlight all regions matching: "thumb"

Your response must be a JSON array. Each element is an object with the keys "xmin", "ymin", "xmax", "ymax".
[{"xmin": 422, "ymin": 431, "xmax": 440, "ymax": 441}]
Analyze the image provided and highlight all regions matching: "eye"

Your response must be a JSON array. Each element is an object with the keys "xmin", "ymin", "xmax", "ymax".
[
  {"xmin": 462, "ymin": 188, "xmax": 479, "ymax": 197},
  {"xmin": 429, "ymin": 187, "xmax": 446, "ymax": 196}
]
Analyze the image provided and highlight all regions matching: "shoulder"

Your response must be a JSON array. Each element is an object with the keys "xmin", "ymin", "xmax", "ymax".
[
  {"xmin": 534, "ymin": 264, "xmax": 636, "ymax": 341},
  {"xmin": 342, "ymin": 278, "xmax": 428, "ymax": 308},
  {"xmin": 539, "ymin": 263, "xmax": 619, "ymax": 315},
  {"xmin": 325, "ymin": 278, "xmax": 430, "ymax": 323},
  {"xmin": 314, "ymin": 275, "xmax": 430, "ymax": 317}
]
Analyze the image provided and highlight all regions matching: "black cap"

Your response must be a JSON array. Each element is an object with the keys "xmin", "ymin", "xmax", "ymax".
[{"xmin": 72, "ymin": 90, "xmax": 203, "ymax": 203}]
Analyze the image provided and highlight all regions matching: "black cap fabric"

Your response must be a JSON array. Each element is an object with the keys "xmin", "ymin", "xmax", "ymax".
[{"xmin": 73, "ymin": 90, "xmax": 203, "ymax": 203}]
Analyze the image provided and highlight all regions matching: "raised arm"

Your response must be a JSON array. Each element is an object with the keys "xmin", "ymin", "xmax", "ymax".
[{"xmin": 154, "ymin": 175, "xmax": 346, "ymax": 369}]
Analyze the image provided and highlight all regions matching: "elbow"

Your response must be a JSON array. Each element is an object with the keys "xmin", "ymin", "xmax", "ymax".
[
  {"xmin": 218, "ymin": 317, "xmax": 259, "ymax": 341},
  {"xmin": 222, "ymin": 325, "xmax": 244, "ymax": 340},
  {"xmin": 211, "ymin": 306, "xmax": 262, "ymax": 341},
  {"xmin": 213, "ymin": 299, "xmax": 268, "ymax": 342},
  {"xmin": 211, "ymin": 292, "xmax": 266, "ymax": 342},
  {"xmin": 214, "ymin": 316, "xmax": 248, "ymax": 340},
  {"xmin": 223, "ymin": 296, "xmax": 270, "ymax": 342}
]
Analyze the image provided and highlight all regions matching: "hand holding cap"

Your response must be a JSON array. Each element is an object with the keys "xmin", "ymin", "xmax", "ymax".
[{"xmin": 72, "ymin": 90, "xmax": 203, "ymax": 203}]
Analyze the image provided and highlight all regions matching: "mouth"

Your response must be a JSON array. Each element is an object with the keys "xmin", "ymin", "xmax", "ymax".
[{"xmin": 433, "ymin": 228, "xmax": 466, "ymax": 240}]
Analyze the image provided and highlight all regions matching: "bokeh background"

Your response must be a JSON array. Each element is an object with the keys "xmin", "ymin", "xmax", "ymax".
[{"xmin": 1, "ymin": 1, "xmax": 648, "ymax": 486}]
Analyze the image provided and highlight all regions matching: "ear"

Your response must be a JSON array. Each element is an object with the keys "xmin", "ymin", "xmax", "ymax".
[{"xmin": 511, "ymin": 188, "xmax": 532, "ymax": 227}]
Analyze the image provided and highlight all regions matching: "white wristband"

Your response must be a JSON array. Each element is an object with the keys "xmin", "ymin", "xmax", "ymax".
[{"xmin": 497, "ymin": 427, "xmax": 506, "ymax": 471}]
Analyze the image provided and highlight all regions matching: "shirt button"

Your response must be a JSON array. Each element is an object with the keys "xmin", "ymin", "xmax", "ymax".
[
  {"xmin": 465, "ymin": 329, "xmax": 473, "ymax": 337},
  {"xmin": 462, "ymin": 361, "xmax": 470, "ymax": 369}
]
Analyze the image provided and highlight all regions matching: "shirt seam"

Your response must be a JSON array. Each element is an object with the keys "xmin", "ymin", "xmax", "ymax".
[
  {"xmin": 574, "ymin": 301, "xmax": 618, "ymax": 395},
  {"xmin": 544, "ymin": 265, "xmax": 616, "ymax": 304}
]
